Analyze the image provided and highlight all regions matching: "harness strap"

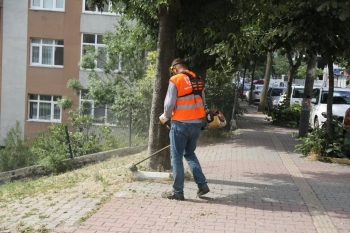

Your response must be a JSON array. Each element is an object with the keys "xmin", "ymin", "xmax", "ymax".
[{"xmin": 179, "ymin": 71, "xmax": 203, "ymax": 98}]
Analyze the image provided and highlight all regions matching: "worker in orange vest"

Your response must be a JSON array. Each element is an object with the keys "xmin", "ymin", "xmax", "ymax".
[{"xmin": 159, "ymin": 58, "xmax": 210, "ymax": 200}]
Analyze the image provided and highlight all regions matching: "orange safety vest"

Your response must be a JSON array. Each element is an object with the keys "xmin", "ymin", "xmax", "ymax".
[{"xmin": 170, "ymin": 70, "xmax": 206, "ymax": 120}]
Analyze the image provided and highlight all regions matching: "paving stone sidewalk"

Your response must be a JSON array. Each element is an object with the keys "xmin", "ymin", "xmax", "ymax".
[{"xmin": 48, "ymin": 104, "xmax": 348, "ymax": 233}]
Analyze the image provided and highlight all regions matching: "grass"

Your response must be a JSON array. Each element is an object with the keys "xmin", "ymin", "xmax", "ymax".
[{"xmin": 0, "ymin": 150, "xmax": 149, "ymax": 232}]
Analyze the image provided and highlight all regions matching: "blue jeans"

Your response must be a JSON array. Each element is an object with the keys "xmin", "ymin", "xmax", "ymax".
[{"xmin": 169, "ymin": 121, "xmax": 208, "ymax": 195}]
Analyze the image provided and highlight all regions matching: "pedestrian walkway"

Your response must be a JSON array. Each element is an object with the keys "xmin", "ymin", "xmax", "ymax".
[{"xmin": 54, "ymin": 104, "xmax": 350, "ymax": 233}]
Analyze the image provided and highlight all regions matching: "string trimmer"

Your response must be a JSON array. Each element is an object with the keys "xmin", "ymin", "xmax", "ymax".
[{"xmin": 128, "ymin": 145, "xmax": 170, "ymax": 172}]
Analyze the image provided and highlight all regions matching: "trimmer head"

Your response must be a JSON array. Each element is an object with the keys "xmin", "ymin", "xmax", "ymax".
[
  {"xmin": 127, "ymin": 145, "xmax": 170, "ymax": 173},
  {"xmin": 128, "ymin": 164, "xmax": 138, "ymax": 172}
]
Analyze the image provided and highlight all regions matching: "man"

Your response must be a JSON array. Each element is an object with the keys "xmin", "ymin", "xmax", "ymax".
[{"xmin": 159, "ymin": 58, "xmax": 210, "ymax": 201}]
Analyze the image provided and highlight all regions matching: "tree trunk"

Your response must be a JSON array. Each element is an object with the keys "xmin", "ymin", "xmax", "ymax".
[
  {"xmin": 298, "ymin": 53, "xmax": 317, "ymax": 138},
  {"xmin": 248, "ymin": 57, "xmax": 257, "ymax": 105},
  {"xmin": 258, "ymin": 52, "xmax": 272, "ymax": 112},
  {"xmin": 326, "ymin": 51, "xmax": 335, "ymax": 142},
  {"xmin": 147, "ymin": 3, "xmax": 180, "ymax": 171},
  {"xmin": 286, "ymin": 67, "xmax": 295, "ymax": 106},
  {"xmin": 286, "ymin": 52, "xmax": 302, "ymax": 107},
  {"xmin": 241, "ymin": 66, "xmax": 247, "ymax": 101}
]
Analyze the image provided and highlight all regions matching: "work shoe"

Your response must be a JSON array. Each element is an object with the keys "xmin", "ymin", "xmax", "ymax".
[
  {"xmin": 161, "ymin": 191, "xmax": 185, "ymax": 201},
  {"xmin": 197, "ymin": 186, "xmax": 210, "ymax": 196}
]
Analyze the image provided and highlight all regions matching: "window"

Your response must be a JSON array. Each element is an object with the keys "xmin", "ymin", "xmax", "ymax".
[
  {"xmin": 80, "ymin": 90, "xmax": 116, "ymax": 124},
  {"xmin": 81, "ymin": 34, "xmax": 122, "ymax": 70},
  {"xmin": 31, "ymin": 0, "xmax": 64, "ymax": 11},
  {"xmin": 321, "ymin": 91, "xmax": 350, "ymax": 104},
  {"xmin": 271, "ymin": 88, "xmax": 284, "ymax": 97},
  {"xmin": 81, "ymin": 34, "xmax": 107, "ymax": 69},
  {"xmin": 31, "ymin": 38, "xmax": 64, "ymax": 67},
  {"xmin": 292, "ymin": 88, "xmax": 304, "ymax": 98},
  {"xmin": 83, "ymin": 0, "xmax": 114, "ymax": 14},
  {"xmin": 28, "ymin": 94, "xmax": 61, "ymax": 122}
]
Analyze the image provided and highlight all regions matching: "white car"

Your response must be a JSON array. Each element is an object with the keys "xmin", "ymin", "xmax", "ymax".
[
  {"xmin": 245, "ymin": 84, "xmax": 264, "ymax": 103},
  {"xmin": 278, "ymin": 86, "xmax": 305, "ymax": 106},
  {"xmin": 266, "ymin": 87, "xmax": 286, "ymax": 110},
  {"xmin": 309, "ymin": 87, "xmax": 350, "ymax": 129}
]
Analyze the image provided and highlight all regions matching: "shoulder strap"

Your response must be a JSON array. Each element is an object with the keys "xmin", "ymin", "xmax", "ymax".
[{"xmin": 180, "ymin": 71, "xmax": 203, "ymax": 98}]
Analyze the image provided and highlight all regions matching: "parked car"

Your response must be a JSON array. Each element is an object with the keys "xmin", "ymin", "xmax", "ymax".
[
  {"xmin": 344, "ymin": 107, "xmax": 350, "ymax": 126},
  {"xmin": 237, "ymin": 83, "xmax": 251, "ymax": 100},
  {"xmin": 266, "ymin": 87, "xmax": 286, "ymax": 110},
  {"xmin": 309, "ymin": 87, "xmax": 350, "ymax": 129},
  {"xmin": 278, "ymin": 86, "xmax": 305, "ymax": 106},
  {"xmin": 245, "ymin": 84, "xmax": 264, "ymax": 103},
  {"xmin": 342, "ymin": 108, "xmax": 350, "ymax": 155},
  {"xmin": 253, "ymin": 79, "xmax": 264, "ymax": 85}
]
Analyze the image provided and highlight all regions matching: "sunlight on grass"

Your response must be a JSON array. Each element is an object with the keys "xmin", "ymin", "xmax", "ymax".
[{"xmin": 0, "ymin": 151, "xmax": 148, "ymax": 203}]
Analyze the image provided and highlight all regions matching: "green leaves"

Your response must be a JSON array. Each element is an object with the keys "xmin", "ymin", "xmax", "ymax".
[
  {"xmin": 0, "ymin": 122, "xmax": 36, "ymax": 172},
  {"xmin": 295, "ymin": 116, "xmax": 347, "ymax": 158},
  {"xmin": 266, "ymin": 102, "xmax": 301, "ymax": 128}
]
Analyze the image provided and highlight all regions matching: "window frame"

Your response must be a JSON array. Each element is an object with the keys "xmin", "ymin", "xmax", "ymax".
[
  {"xmin": 30, "ymin": 38, "xmax": 64, "ymax": 68},
  {"xmin": 81, "ymin": 33, "xmax": 106, "ymax": 71},
  {"xmin": 80, "ymin": 33, "xmax": 122, "ymax": 71},
  {"xmin": 28, "ymin": 94, "xmax": 62, "ymax": 122},
  {"xmin": 31, "ymin": 0, "xmax": 65, "ymax": 11},
  {"xmin": 82, "ymin": 0, "xmax": 115, "ymax": 15},
  {"xmin": 80, "ymin": 90, "xmax": 116, "ymax": 125}
]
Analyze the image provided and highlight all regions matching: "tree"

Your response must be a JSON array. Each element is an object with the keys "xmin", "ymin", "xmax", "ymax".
[
  {"xmin": 299, "ymin": 54, "xmax": 317, "ymax": 137},
  {"xmin": 273, "ymin": 53, "xmax": 290, "ymax": 77},
  {"xmin": 295, "ymin": 62, "xmax": 323, "ymax": 80},
  {"xmin": 285, "ymin": 51, "xmax": 303, "ymax": 106},
  {"xmin": 275, "ymin": 0, "xmax": 350, "ymax": 139},
  {"xmin": 258, "ymin": 52, "xmax": 273, "ymax": 112},
  {"xmin": 255, "ymin": 0, "xmax": 350, "ymax": 139},
  {"xmin": 86, "ymin": 0, "xmax": 182, "ymax": 170},
  {"xmin": 65, "ymin": 19, "xmax": 155, "ymax": 142},
  {"xmin": 88, "ymin": 0, "xmax": 252, "ymax": 170}
]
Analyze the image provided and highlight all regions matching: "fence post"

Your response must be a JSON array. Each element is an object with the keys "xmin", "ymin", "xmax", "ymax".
[
  {"xmin": 128, "ymin": 106, "xmax": 132, "ymax": 147},
  {"xmin": 65, "ymin": 124, "xmax": 74, "ymax": 159}
]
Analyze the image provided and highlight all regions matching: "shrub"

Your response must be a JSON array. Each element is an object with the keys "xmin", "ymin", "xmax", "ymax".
[
  {"xmin": 265, "ymin": 100, "xmax": 301, "ymax": 128},
  {"xmin": 30, "ymin": 124, "xmax": 71, "ymax": 173},
  {"xmin": 30, "ymin": 112, "xmax": 115, "ymax": 173},
  {"xmin": 295, "ymin": 117, "xmax": 346, "ymax": 158},
  {"xmin": 0, "ymin": 121, "xmax": 37, "ymax": 172}
]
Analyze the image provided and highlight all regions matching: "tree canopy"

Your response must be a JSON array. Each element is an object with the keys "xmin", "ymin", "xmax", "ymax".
[{"xmin": 84, "ymin": 0, "xmax": 350, "ymax": 165}]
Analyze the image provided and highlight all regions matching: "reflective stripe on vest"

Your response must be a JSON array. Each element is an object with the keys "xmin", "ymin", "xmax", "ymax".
[
  {"xmin": 175, "ymin": 97, "xmax": 204, "ymax": 109},
  {"xmin": 170, "ymin": 71, "xmax": 205, "ymax": 120}
]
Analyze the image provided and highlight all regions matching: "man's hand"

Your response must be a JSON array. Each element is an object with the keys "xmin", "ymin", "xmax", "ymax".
[{"xmin": 159, "ymin": 113, "xmax": 169, "ymax": 124}]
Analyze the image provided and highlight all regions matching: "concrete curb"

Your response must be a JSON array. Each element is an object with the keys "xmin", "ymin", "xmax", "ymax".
[{"xmin": 133, "ymin": 171, "xmax": 171, "ymax": 180}]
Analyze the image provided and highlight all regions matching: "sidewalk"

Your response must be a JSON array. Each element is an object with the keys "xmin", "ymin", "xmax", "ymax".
[{"xmin": 54, "ymin": 104, "xmax": 350, "ymax": 233}]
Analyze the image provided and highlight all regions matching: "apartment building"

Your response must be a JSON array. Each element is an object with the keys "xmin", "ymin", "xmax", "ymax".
[{"xmin": 0, "ymin": 0, "xmax": 119, "ymax": 145}]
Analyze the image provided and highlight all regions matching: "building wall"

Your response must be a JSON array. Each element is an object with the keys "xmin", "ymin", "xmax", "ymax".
[
  {"xmin": 79, "ymin": 13, "xmax": 120, "ymax": 86},
  {"xmin": 0, "ymin": 0, "xmax": 120, "ymax": 145},
  {"xmin": 0, "ymin": 0, "xmax": 3, "ymax": 134},
  {"xmin": 25, "ymin": 0, "xmax": 82, "ymax": 137},
  {"xmin": 322, "ymin": 66, "xmax": 347, "ymax": 88},
  {"xmin": 0, "ymin": 0, "xmax": 28, "ymax": 143}
]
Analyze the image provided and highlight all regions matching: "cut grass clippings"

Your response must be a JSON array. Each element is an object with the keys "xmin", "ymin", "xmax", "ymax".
[
  {"xmin": 0, "ymin": 150, "xmax": 151, "ymax": 231},
  {"xmin": 318, "ymin": 157, "xmax": 350, "ymax": 165},
  {"xmin": 306, "ymin": 152, "xmax": 350, "ymax": 165}
]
